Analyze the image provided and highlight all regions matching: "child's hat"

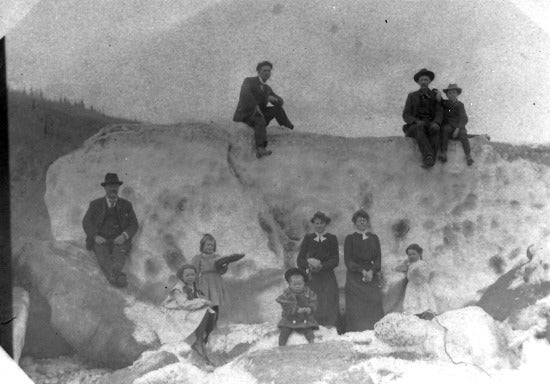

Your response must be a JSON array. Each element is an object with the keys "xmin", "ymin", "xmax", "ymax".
[
  {"xmin": 443, "ymin": 84, "xmax": 462, "ymax": 95},
  {"xmin": 284, "ymin": 268, "xmax": 309, "ymax": 283}
]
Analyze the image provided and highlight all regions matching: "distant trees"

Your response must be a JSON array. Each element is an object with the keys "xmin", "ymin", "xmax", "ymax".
[
  {"xmin": 9, "ymin": 86, "xmax": 138, "ymax": 126},
  {"xmin": 11, "ymin": 86, "xmax": 106, "ymax": 116}
]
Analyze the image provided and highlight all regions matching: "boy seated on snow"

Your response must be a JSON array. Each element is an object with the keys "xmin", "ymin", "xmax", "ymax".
[
  {"xmin": 276, "ymin": 268, "xmax": 319, "ymax": 346},
  {"xmin": 436, "ymin": 83, "xmax": 474, "ymax": 166}
]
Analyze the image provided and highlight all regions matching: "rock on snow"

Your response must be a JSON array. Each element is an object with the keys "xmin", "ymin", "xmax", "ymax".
[{"xmin": 14, "ymin": 238, "xmax": 160, "ymax": 369}]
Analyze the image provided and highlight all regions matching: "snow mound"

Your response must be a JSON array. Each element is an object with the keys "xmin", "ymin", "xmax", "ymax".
[{"xmin": 43, "ymin": 123, "xmax": 550, "ymax": 324}]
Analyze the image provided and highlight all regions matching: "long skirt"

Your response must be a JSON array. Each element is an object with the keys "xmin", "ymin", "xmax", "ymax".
[
  {"xmin": 198, "ymin": 271, "xmax": 227, "ymax": 308},
  {"xmin": 345, "ymin": 271, "xmax": 384, "ymax": 332},
  {"xmin": 161, "ymin": 307, "xmax": 211, "ymax": 345},
  {"xmin": 403, "ymin": 283, "xmax": 437, "ymax": 315},
  {"xmin": 307, "ymin": 269, "xmax": 340, "ymax": 326}
]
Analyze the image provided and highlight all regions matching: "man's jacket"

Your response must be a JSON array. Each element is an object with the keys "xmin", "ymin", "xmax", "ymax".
[
  {"xmin": 233, "ymin": 76, "xmax": 283, "ymax": 123},
  {"xmin": 82, "ymin": 197, "xmax": 138, "ymax": 250},
  {"xmin": 402, "ymin": 89, "xmax": 443, "ymax": 126},
  {"xmin": 441, "ymin": 99, "xmax": 468, "ymax": 129}
]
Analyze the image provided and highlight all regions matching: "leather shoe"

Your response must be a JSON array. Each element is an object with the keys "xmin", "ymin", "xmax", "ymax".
[{"xmin": 256, "ymin": 147, "xmax": 272, "ymax": 158}]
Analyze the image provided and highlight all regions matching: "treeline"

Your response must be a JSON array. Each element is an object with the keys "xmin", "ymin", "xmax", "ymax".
[
  {"xmin": 8, "ymin": 87, "xmax": 139, "ymax": 140},
  {"xmin": 11, "ymin": 87, "xmax": 109, "ymax": 115},
  {"xmin": 9, "ymin": 87, "xmax": 140, "ymax": 123}
]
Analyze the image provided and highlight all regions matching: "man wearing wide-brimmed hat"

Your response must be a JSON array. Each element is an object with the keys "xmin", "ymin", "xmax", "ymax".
[
  {"xmin": 82, "ymin": 173, "xmax": 139, "ymax": 288},
  {"xmin": 438, "ymin": 83, "xmax": 474, "ymax": 166},
  {"xmin": 402, "ymin": 68, "xmax": 443, "ymax": 168}
]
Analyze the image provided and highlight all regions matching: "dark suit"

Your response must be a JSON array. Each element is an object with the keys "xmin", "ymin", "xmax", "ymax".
[
  {"xmin": 440, "ymin": 99, "xmax": 471, "ymax": 155},
  {"xmin": 233, "ymin": 76, "xmax": 293, "ymax": 148},
  {"xmin": 83, "ymin": 197, "xmax": 138, "ymax": 285},
  {"xmin": 402, "ymin": 89, "xmax": 443, "ymax": 162}
]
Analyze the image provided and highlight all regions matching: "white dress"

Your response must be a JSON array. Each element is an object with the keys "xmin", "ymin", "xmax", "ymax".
[
  {"xmin": 160, "ymin": 281, "xmax": 212, "ymax": 344},
  {"xmin": 403, "ymin": 260, "xmax": 437, "ymax": 315}
]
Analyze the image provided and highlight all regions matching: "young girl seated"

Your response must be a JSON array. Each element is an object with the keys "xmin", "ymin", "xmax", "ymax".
[
  {"xmin": 276, "ymin": 268, "xmax": 319, "ymax": 346},
  {"xmin": 162, "ymin": 264, "xmax": 216, "ymax": 361},
  {"xmin": 396, "ymin": 244, "xmax": 438, "ymax": 320}
]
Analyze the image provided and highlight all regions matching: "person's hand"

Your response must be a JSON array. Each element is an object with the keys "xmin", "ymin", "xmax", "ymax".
[
  {"xmin": 430, "ymin": 122, "xmax": 440, "ymax": 131},
  {"xmin": 94, "ymin": 235, "xmax": 106, "ymax": 245},
  {"xmin": 303, "ymin": 307, "xmax": 312, "ymax": 315},
  {"xmin": 267, "ymin": 95, "xmax": 278, "ymax": 103},
  {"xmin": 362, "ymin": 269, "xmax": 373, "ymax": 282},
  {"xmin": 308, "ymin": 258, "xmax": 321, "ymax": 269},
  {"xmin": 203, "ymin": 299, "xmax": 214, "ymax": 307},
  {"xmin": 113, "ymin": 233, "xmax": 127, "ymax": 245},
  {"xmin": 297, "ymin": 307, "xmax": 306, "ymax": 314},
  {"xmin": 452, "ymin": 127, "xmax": 459, "ymax": 139}
]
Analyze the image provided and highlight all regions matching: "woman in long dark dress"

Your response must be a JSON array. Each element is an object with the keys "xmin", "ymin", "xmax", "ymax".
[
  {"xmin": 296, "ymin": 211, "xmax": 340, "ymax": 327},
  {"xmin": 344, "ymin": 209, "xmax": 384, "ymax": 331}
]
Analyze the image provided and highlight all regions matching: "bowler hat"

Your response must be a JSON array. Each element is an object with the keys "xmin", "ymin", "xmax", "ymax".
[
  {"xmin": 443, "ymin": 83, "xmax": 462, "ymax": 95},
  {"xmin": 284, "ymin": 268, "xmax": 309, "ymax": 283},
  {"xmin": 101, "ymin": 173, "xmax": 123, "ymax": 186},
  {"xmin": 310, "ymin": 211, "xmax": 331, "ymax": 225},
  {"xmin": 414, "ymin": 68, "xmax": 435, "ymax": 83}
]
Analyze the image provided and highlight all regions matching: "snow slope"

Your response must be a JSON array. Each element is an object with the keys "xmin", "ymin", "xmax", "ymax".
[{"xmin": 44, "ymin": 122, "xmax": 550, "ymax": 323}]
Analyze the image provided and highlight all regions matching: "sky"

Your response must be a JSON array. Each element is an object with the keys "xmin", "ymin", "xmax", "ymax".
[{"xmin": 3, "ymin": 0, "xmax": 550, "ymax": 144}]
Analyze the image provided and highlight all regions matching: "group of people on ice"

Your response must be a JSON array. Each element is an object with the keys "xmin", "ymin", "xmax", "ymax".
[
  {"xmin": 233, "ymin": 62, "xmax": 474, "ymax": 167},
  {"xmin": 83, "ymin": 174, "xmax": 436, "ymax": 363},
  {"xmin": 80, "ymin": 62, "xmax": 470, "ymax": 364},
  {"xmin": 276, "ymin": 210, "xmax": 436, "ymax": 347}
]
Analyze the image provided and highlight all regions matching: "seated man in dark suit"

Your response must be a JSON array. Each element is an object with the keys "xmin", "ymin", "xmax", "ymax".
[
  {"xmin": 402, "ymin": 68, "xmax": 443, "ymax": 168},
  {"xmin": 82, "ymin": 173, "xmax": 138, "ymax": 288},
  {"xmin": 233, "ymin": 61, "xmax": 294, "ymax": 158}
]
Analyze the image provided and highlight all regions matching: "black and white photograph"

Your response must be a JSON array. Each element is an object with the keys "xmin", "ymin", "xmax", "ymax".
[{"xmin": 1, "ymin": 0, "xmax": 550, "ymax": 383}]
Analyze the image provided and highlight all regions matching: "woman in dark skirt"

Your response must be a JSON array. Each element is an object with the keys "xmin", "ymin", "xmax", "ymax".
[
  {"xmin": 344, "ymin": 209, "xmax": 384, "ymax": 331},
  {"xmin": 296, "ymin": 211, "xmax": 340, "ymax": 327}
]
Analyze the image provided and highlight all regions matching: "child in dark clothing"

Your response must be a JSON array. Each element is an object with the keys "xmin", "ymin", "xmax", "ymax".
[
  {"xmin": 437, "ymin": 83, "xmax": 474, "ymax": 165},
  {"xmin": 276, "ymin": 268, "xmax": 319, "ymax": 346}
]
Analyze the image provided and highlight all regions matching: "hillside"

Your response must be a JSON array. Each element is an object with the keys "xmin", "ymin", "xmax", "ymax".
[{"xmin": 8, "ymin": 90, "xmax": 134, "ymax": 241}]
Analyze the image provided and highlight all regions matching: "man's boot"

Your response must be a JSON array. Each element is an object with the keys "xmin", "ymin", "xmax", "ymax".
[
  {"xmin": 256, "ymin": 147, "xmax": 272, "ymax": 158},
  {"xmin": 112, "ymin": 272, "xmax": 128, "ymax": 288},
  {"xmin": 438, "ymin": 151, "xmax": 447, "ymax": 163},
  {"xmin": 422, "ymin": 155, "xmax": 435, "ymax": 168},
  {"xmin": 466, "ymin": 154, "xmax": 474, "ymax": 166}
]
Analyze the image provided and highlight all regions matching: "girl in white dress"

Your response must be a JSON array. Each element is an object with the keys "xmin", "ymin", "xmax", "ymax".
[
  {"xmin": 396, "ymin": 244, "xmax": 437, "ymax": 319},
  {"xmin": 162, "ymin": 264, "xmax": 216, "ymax": 361}
]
